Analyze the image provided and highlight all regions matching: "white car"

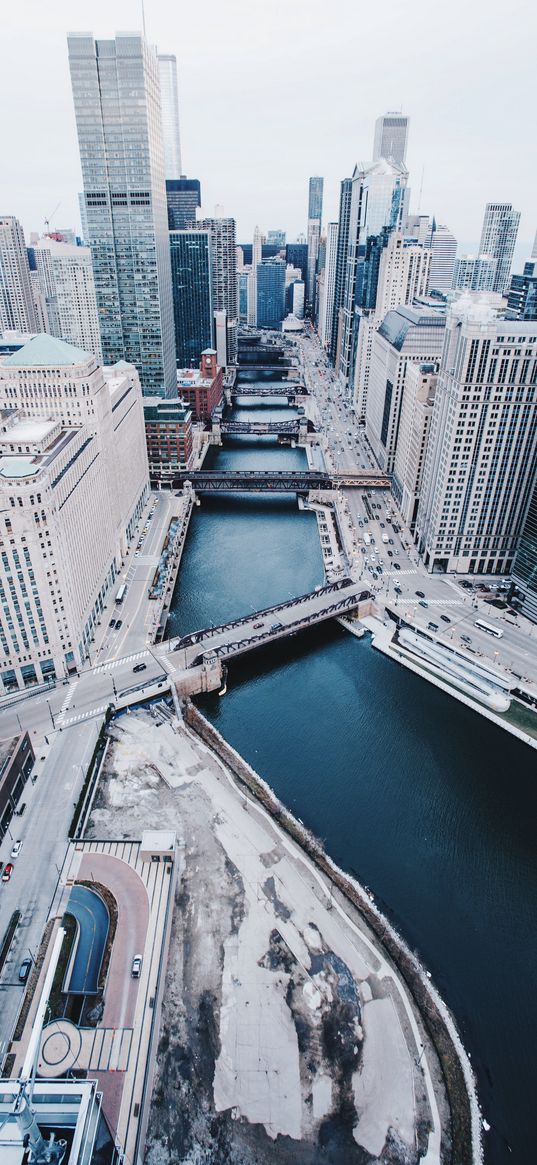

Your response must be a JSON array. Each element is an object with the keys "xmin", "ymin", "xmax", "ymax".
[{"xmin": 10, "ymin": 840, "xmax": 22, "ymax": 859}]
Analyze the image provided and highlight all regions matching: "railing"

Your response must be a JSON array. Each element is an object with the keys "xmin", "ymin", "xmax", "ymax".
[{"xmin": 173, "ymin": 470, "xmax": 391, "ymax": 491}]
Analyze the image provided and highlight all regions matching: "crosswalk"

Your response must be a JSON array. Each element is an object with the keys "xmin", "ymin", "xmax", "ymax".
[
  {"xmin": 57, "ymin": 680, "xmax": 78, "ymax": 726},
  {"xmin": 92, "ymin": 650, "xmax": 148, "ymax": 675},
  {"xmin": 423, "ymin": 598, "xmax": 464, "ymax": 607},
  {"xmin": 61, "ymin": 704, "xmax": 109, "ymax": 727}
]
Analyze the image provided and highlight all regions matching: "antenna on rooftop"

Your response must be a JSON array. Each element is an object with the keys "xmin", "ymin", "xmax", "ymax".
[{"xmin": 141, "ymin": 0, "xmax": 147, "ymax": 37}]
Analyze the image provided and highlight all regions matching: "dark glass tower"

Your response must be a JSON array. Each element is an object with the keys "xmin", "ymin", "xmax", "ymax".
[
  {"xmin": 329, "ymin": 178, "xmax": 352, "ymax": 365},
  {"xmin": 166, "ymin": 178, "xmax": 201, "ymax": 230},
  {"xmin": 169, "ymin": 230, "xmax": 213, "ymax": 367},
  {"xmin": 257, "ymin": 260, "xmax": 286, "ymax": 328}
]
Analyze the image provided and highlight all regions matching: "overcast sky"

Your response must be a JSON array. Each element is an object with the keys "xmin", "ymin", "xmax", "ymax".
[{"xmin": 2, "ymin": 0, "xmax": 535, "ymax": 256}]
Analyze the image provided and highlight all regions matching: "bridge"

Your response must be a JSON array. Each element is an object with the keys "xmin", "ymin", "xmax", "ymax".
[
  {"xmin": 219, "ymin": 419, "xmax": 316, "ymax": 437},
  {"xmin": 166, "ymin": 578, "xmax": 372, "ymax": 668},
  {"xmin": 173, "ymin": 469, "xmax": 391, "ymax": 492},
  {"xmin": 230, "ymin": 383, "xmax": 308, "ymax": 398},
  {"xmin": 237, "ymin": 364, "xmax": 298, "ymax": 375}
]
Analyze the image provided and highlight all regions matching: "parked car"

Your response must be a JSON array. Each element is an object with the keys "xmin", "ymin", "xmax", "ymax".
[
  {"xmin": 2, "ymin": 863, "xmax": 14, "ymax": 882},
  {"xmin": 115, "ymin": 620, "xmax": 123, "ymax": 630},
  {"xmin": 18, "ymin": 958, "xmax": 32, "ymax": 983},
  {"xmin": 10, "ymin": 841, "xmax": 22, "ymax": 859},
  {"xmin": 109, "ymin": 619, "xmax": 116, "ymax": 629},
  {"xmin": 131, "ymin": 955, "xmax": 142, "ymax": 979},
  {"xmin": 133, "ymin": 662, "xmax": 147, "ymax": 673}
]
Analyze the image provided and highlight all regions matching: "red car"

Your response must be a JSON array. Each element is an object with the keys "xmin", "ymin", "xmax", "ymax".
[{"xmin": 2, "ymin": 863, "xmax": 13, "ymax": 882}]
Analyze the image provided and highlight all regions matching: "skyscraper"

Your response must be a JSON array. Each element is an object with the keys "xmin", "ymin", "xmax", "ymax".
[
  {"xmin": 158, "ymin": 54, "xmax": 182, "ymax": 179},
  {"xmin": 257, "ymin": 260, "xmax": 286, "ymax": 329},
  {"xmin": 426, "ymin": 222, "xmax": 457, "ymax": 294},
  {"xmin": 329, "ymin": 178, "xmax": 352, "ymax": 366},
  {"xmin": 169, "ymin": 230, "xmax": 213, "ymax": 367},
  {"xmin": 506, "ymin": 260, "xmax": 537, "ymax": 320},
  {"xmin": 33, "ymin": 238, "xmax": 102, "ymax": 360},
  {"xmin": 166, "ymin": 178, "xmax": 201, "ymax": 231},
  {"xmin": 479, "ymin": 203, "xmax": 520, "ymax": 293},
  {"xmin": 68, "ymin": 32, "xmax": 176, "ymax": 395},
  {"xmin": 452, "ymin": 254, "xmax": 496, "ymax": 293},
  {"xmin": 248, "ymin": 225, "xmax": 263, "ymax": 325},
  {"xmin": 0, "ymin": 216, "xmax": 38, "ymax": 333},
  {"xmin": 193, "ymin": 217, "xmax": 238, "ymax": 364},
  {"xmin": 416, "ymin": 295, "xmax": 537, "ymax": 575},
  {"xmin": 285, "ymin": 243, "xmax": 308, "ymax": 284},
  {"xmin": 318, "ymin": 223, "xmax": 338, "ymax": 350},
  {"xmin": 510, "ymin": 474, "xmax": 537, "ymax": 622},
  {"xmin": 373, "ymin": 112, "xmax": 409, "ymax": 166},
  {"xmin": 306, "ymin": 176, "xmax": 324, "ymax": 316}
]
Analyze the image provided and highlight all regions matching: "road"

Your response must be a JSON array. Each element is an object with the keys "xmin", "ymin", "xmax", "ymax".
[{"xmin": 298, "ymin": 324, "xmax": 537, "ymax": 686}]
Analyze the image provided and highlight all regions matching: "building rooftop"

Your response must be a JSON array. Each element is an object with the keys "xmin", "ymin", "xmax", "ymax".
[
  {"xmin": 0, "ymin": 418, "xmax": 58, "ymax": 446},
  {"xmin": 0, "ymin": 456, "xmax": 40, "ymax": 480},
  {"xmin": 0, "ymin": 735, "xmax": 21, "ymax": 779},
  {"xmin": 2, "ymin": 334, "xmax": 93, "ymax": 369}
]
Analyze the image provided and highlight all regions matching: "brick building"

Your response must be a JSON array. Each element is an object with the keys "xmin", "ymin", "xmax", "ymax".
[
  {"xmin": 143, "ymin": 398, "xmax": 193, "ymax": 484},
  {"xmin": 177, "ymin": 349, "xmax": 224, "ymax": 423}
]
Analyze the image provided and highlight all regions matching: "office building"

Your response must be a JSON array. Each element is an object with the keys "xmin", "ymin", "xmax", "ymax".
[
  {"xmin": 510, "ymin": 474, "xmax": 537, "ymax": 622},
  {"xmin": 177, "ymin": 348, "xmax": 223, "ymax": 422},
  {"xmin": 373, "ymin": 112, "xmax": 409, "ymax": 166},
  {"xmin": 32, "ymin": 237, "xmax": 102, "ymax": 359},
  {"xmin": 0, "ymin": 334, "xmax": 149, "ymax": 690},
  {"xmin": 318, "ymin": 223, "xmax": 338, "ymax": 349},
  {"xmin": 285, "ymin": 242, "xmax": 308, "ymax": 284},
  {"xmin": 329, "ymin": 178, "xmax": 353, "ymax": 366},
  {"xmin": 406, "ymin": 215, "xmax": 432, "ymax": 245},
  {"xmin": 426, "ymin": 221, "xmax": 457, "ymax": 293},
  {"xmin": 193, "ymin": 217, "xmax": 238, "ymax": 364},
  {"xmin": 239, "ymin": 270, "xmax": 249, "ymax": 322},
  {"xmin": 506, "ymin": 260, "xmax": 537, "ymax": 320},
  {"xmin": 267, "ymin": 230, "xmax": 286, "ymax": 248},
  {"xmin": 365, "ymin": 303, "xmax": 446, "ymax": 471},
  {"xmin": 166, "ymin": 177, "xmax": 201, "ymax": 230},
  {"xmin": 416, "ymin": 295, "xmax": 537, "ymax": 575},
  {"xmin": 68, "ymin": 32, "xmax": 176, "ymax": 395},
  {"xmin": 0, "ymin": 217, "xmax": 38, "ymax": 334},
  {"xmin": 144, "ymin": 396, "xmax": 193, "ymax": 482},
  {"xmin": 479, "ymin": 202, "xmax": 520, "ymax": 293},
  {"xmin": 393, "ymin": 363, "xmax": 437, "ymax": 529},
  {"xmin": 306, "ymin": 176, "xmax": 324, "ymax": 316},
  {"xmin": 453, "ymin": 254, "xmax": 496, "ymax": 293},
  {"xmin": 248, "ymin": 225, "xmax": 263, "ymax": 326},
  {"xmin": 0, "ymin": 732, "xmax": 34, "ymax": 834},
  {"xmin": 289, "ymin": 280, "xmax": 305, "ymax": 319},
  {"xmin": 338, "ymin": 159, "xmax": 409, "ymax": 387},
  {"xmin": 257, "ymin": 260, "xmax": 286, "ymax": 329},
  {"xmin": 158, "ymin": 54, "xmax": 182, "ymax": 179},
  {"xmin": 169, "ymin": 229, "xmax": 213, "ymax": 367}
]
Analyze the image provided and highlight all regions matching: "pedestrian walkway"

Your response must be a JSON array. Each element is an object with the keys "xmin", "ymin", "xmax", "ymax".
[
  {"xmin": 93, "ymin": 651, "xmax": 149, "ymax": 675},
  {"xmin": 56, "ymin": 680, "xmax": 78, "ymax": 725}
]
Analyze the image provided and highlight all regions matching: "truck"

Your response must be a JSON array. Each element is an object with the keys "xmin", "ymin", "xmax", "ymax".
[{"xmin": 363, "ymin": 532, "xmax": 372, "ymax": 546}]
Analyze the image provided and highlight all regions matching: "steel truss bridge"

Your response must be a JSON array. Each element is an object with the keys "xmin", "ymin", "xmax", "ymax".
[
  {"xmin": 219, "ymin": 419, "xmax": 315, "ymax": 437},
  {"xmin": 230, "ymin": 383, "xmax": 308, "ymax": 397},
  {"xmin": 173, "ymin": 469, "xmax": 391, "ymax": 492},
  {"xmin": 168, "ymin": 578, "xmax": 372, "ymax": 667}
]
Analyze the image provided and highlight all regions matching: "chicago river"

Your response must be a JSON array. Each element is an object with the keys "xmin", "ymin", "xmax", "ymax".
[{"xmin": 167, "ymin": 376, "xmax": 536, "ymax": 1165}]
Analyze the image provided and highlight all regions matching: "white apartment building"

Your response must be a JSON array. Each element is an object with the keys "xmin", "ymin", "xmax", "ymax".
[
  {"xmin": 33, "ymin": 239, "xmax": 102, "ymax": 360},
  {"xmin": 393, "ymin": 363, "xmax": 437, "ymax": 529},
  {"xmin": 452, "ymin": 254, "xmax": 497, "ymax": 293},
  {"xmin": 0, "ymin": 217, "xmax": 38, "ymax": 334},
  {"xmin": 353, "ymin": 232, "xmax": 431, "ymax": 419},
  {"xmin": 365, "ymin": 304, "xmax": 446, "ymax": 472},
  {"xmin": 0, "ymin": 335, "xmax": 149, "ymax": 691},
  {"xmin": 426, "ymin": 223, "xmax": 457, "ymax": 294},
  {"xmin": 416, "ymin": 295, "xmax": 537, "ymax": 575},
  {"xmin": 479, "ymin": 203, "xmax": 520, "ymax": 294}
]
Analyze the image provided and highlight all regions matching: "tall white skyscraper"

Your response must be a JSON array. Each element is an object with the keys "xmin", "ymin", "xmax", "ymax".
[
  {"xmin": 479, "ymin": 202, "xmax": 520, "ymax": 293},
  {"xmin": 306, "ymin": 176, "xmax": 324, "ymax": 316},
  {"xmin": 68, "ymin": 32, "xmax": 176, "ymax": 395},
  {"xmin": 158, "ymin": 54, "xmax": 182, "ymax": 179},
  {"xmin": 193, "ymin": 217, "xmax": 238, "ymax": 364},
  {"xmin": 248, "ymin": 225, "xmax": 263, "ymax": 325},
  {"xmin": 33, "ymin": 238, "xmax": 102, "ymax": 360},
  {"xmin": 373, "ymin": 112, "xmax": 409, "ymax": 166},
  {"xmin": 426, "ymin": 222, "xmax": 457, "ymax": 293},
  {"xmin": 318, "ymin": 223, "xmax": 339, "ymax": 350},
  {"xmin": 0, "ymin": 217, "xmax": 38, "ymax": 333},
  {"xmin": 416, "ymin": 294, "xmax": 537, "ymax": 575}
]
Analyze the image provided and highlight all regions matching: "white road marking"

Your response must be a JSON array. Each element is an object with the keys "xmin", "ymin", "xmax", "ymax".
[{"xmin": 92, "ymin": 651, "xmax": 148, "ymax": 675}]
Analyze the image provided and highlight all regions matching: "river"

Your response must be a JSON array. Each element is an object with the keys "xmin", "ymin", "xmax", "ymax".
[{"xmin": 167, "ymin": 380, "xmax": 536, "ymax": 1165}]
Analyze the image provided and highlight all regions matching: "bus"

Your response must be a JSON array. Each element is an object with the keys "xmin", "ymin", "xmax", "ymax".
[
  {"xmin": 474, "ymin": 618, "xmax": 503, "ymax": 638},
  {"xmin": 115, "ymin": 583, "xmax": 127, "ymax": 604}
]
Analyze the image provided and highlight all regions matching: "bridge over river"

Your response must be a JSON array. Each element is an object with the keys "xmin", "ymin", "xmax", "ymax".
[
  {"xmin": 229, "ymin": 383, "xmax": 308, "ymax": 398},
  {"xmin": 173, "ymin": 469, "xmax": 391, "ymax": 491},
  {"xmin": 165, "ymin": 578, "xmax": 372, "ymax": 669},
  {"xmin": 218, "ymin": 418, "xmax": 316, "ymax": 438}
]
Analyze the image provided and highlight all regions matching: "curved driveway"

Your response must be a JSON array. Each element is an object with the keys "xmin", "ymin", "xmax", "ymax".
[
  {"xmin": 78, "ymin": 852, "xmax": 149, "ymax": 1028},
  {"xmin": 66, "ymin": 885, "xmax": 109, "ymax": 994}
]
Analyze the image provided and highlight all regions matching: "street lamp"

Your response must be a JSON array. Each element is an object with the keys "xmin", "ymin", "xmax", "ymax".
[{"xmin": 46, "ymin": 700, "xmax": 55, "ymax": 730}]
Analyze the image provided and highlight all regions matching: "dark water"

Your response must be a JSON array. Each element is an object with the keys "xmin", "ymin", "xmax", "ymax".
[{"xmin": 169, "ymin": 386, "xmax": 536, "ymax": 1164}]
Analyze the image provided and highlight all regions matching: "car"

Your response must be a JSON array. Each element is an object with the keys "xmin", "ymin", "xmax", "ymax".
[
  {"xmin": 115, "ymin": 619, "xmax": 123, "ymax": 630},
  {"xmin": 16, "ymin": 802, "xmax": 26, "ymax": 817},
  {"xmin": 416, "ymin": 590, "xmax": 425, "ymax": 599},
  {"xmin": 380, "ymin": 522, "xmax": 385, "ymax": 528},
  {"xmin": 461, "ymin": 634, "xmax": 472, "ymax": 644},
  {"xmin": 18, "ymin": 958, "xmax": 32, "ymax": 983},
  {"xmin": 2, "ymin": 863, "xmax": 13, "ymax": 882},
  {"xmin": 387, "ymin": 550, "xmax": 393, "ymax": 557},
  {"xmin": 393, "ymin": 562, "xmax": 401, "ymax": 570},
  {"xmin": 371, "ymin": 572, "xmax": 378, "ymax": 580},
  {"xmin": 441, "ymin": 614, "xmax": 451, "ymax": 623},
  {"xmin": 419, "ymin": 599, "xmax": 429, "ymax": 608},
  {"xmin": 10, "ymin": 841, "xmax": 22, "ymax": 859},
  {"xmin": 427, "ymin": 621, "xmax": 439, "ymax": 632},
  {"xmin": 389, "ymin": 538, "xmax": 394, "ymax": 545},
  {"xmin": 131, "ymin": 955, "xmax": 142, "ymax": 979},
  {"xmin": 461, "ymin": 580, "xmax": 473, "ymax": 590},
  {"xmin": 109, "ymin": 618, "xmax": 116, "ymax": 629},
  {"xmin": 253, "ymin": 622, "xmax": 264, "ymax": 630},
  {"xmin": 133, "ymin": 662, "xmax": 147, "ymax": 674}
]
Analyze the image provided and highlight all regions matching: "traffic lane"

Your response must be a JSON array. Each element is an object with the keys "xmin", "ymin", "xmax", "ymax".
[{"xmin": 66, "ymin": 884, "xmax": 109, "ymax": 993}]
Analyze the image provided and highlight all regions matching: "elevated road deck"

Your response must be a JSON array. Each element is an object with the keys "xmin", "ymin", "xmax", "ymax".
[
  {"xmin": 219, "ymin": 419, "xmax": 316, "ymax": 437},
  {"xmin": 165, "ymin": 578, "xmax": 372, "ymax": 668},
  {"xmin": 230, "ymin": 383, "xmax": 308, "ymax": 397},
  {"xmin": 173, "ymin": 469, "xmax": 391, "ymax": 491}
]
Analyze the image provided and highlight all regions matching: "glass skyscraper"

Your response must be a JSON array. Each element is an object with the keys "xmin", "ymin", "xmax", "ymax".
[
  {"xmin": 67, "ymin": 32, "xmax": 176, "ymax": 396},
  {"xmin": 169, "ymin": 231, "xmax": 213, "ymax": 367},
  {"xmin": 166, "ymin": 178, "xmax": 201, "ymax": 230},
  {"xmin": 329, "ymin": 178, "xmax": 352, "ymax": 364},
  {"xmin": 479, "ymin": 202, "xmax": 521, "ymax": 294},
  {"xmin": 157, "ymin": 54, "xmax": 182, "ymax": 179},
  {"xmin": 257, "ymin": 260, "xmax": 285, "ymax": 328}
]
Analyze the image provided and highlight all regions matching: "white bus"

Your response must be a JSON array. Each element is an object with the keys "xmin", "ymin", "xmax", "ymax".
[
  {"xmin": 115, "ymin": 583, "xmax": 127, "ymax": 604},
  {"xmin": 474, "ymin": 618, "xmax": 503, "ymax": 639}
]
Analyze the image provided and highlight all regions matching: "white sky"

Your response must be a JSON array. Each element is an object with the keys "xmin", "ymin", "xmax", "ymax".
[{"xmin": 2, "ymin": 0, "xmax": 535, "ymax": 255}]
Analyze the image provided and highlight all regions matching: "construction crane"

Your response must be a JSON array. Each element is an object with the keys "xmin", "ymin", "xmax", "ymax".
[{"xmin": 44, "ymin": 202, "xmax": 61, "ymax": 235}]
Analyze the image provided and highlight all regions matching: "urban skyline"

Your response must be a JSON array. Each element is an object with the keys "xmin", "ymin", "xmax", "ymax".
[{"xmin": 2, "ymin": 0, "xmax": 534, "ymax": 250}]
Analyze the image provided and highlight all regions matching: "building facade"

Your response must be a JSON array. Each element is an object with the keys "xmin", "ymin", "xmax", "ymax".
[
  {"xmin": 426, "ymin": 222, "xmax": 457, "ymax": 293},
  {"xmin": 144, "ymin": 397, "xmax": 192, "ymax": 482},
  {"xmin": 177, "ymin": 349, "xmax": 223, "ymax": 422},
  {"xmin": 393, "ymin": 362, "xmax": 437, "ymax": 530},
  {"xmin": 306, "ymin": 176, "xmax": 324, "ymax": 316},
  {"xmin": 416, "ymin": 296, "xmax": 537, "ymax": 575},
  {"xmin": 158, "ymin": 54, "xmax": 182, "ymax": 179},
  {"xmin": 68, "ymin": 32, "xmax": 176, "ymax": 395},
  {"xmin": 192, "ymin": 217, "xmax": 238, "ymax": 364},
  {"xmin": 0, "ymin": 733, "xmax": 34, "ymax": 838},
  {"xmin": 0, "ymin": 334, "xmax": 149, "ymax": 690},
  {"xmin": 373, "ymin": 112, "xmax": 409, "ymax": 166},
  {"xmin": 479, "ymin": 202, "xmax": 520, "ymax": 294},
  {"xmin": 318, "ymin": 223, "xmax": 338, "ymax": 350},
  {"xmin": 285, "ymin": 243, "xmax": 308, "ymax": 284},
  {"xmin": 0, "ymin": 217, "xmax": 38, "ymax": 334},
  {"xmin": 329, "ymin": 178, "xmax": 352, "ymax": 366},
  {"xmin": 506, "ymin": 260, "xmax": 537, "ymax": 321},
  {"xmin": 510, "ymin": 473, "xmax": 537, "ymax": 622},
  {"xmin": 33, "ymin": 238, "xmax": 102, "ymax": 359},
  {"xmin": 166, "ymin": 178, "xmax": 201, "ymax": 230},
  {"xmin": 169, "ymin": 230, "xmax": 213, "ymax": 367},
  {"xmin": 257, "ymin": 260, "xmax": 286, "ymax": 329},
  {"xmin": 453, "ymin": 254, "xmax": 496, "ymax": 293}
]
